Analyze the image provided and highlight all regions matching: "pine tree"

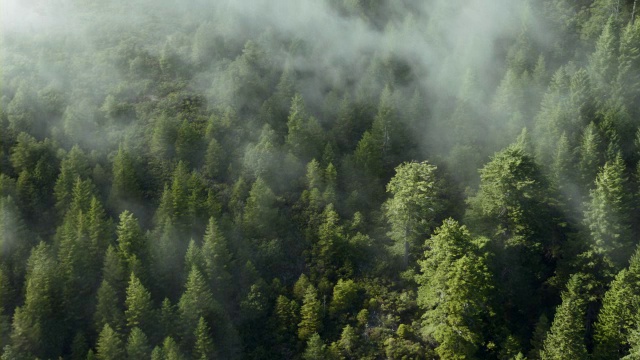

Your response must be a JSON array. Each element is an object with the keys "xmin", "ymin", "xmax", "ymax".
[
  {"xmin": 109, "ymin": 145, "xmax": 141, "ymax": 213},
  {"xmin": 0, "ymin": 196, "xmax": 31, "ymax": 282},
  {"xmin": 94, "ymin": 280, "xmax": 125, "ymax": 334},
  {"xmin": 151, "ymin": 219, "xmax": 183, "ymax": 300},
  {"xmin": 588, "ymin": 17, "xmax": 619, "ymax": 103},
  {"xmin": 286, "ymin": 94, "xmax": 323, "ymax": 161},
  {"xmin": 157, "ymin": 297, "xmax": 178, "ymax": 341},
  {"xmin": 124, "ymin": 273, "xmax": 152, "ymax": 332},
  {"xmin": 272, "ymin": 295, "xmax": 299, "ymax": 357},
  {"xmin": 312, "ymin": 205, "xmax": 349, "ymax": 284},
  {"xmin": 298, "ymin": 285, "xmax": 322, "ymax": 341},
  {"xmin": 178, "ymin": 267, "xmax": 218, "ymax": 348},
  {"xmin": 329, "ymin": 279, "xmax": 358, "ymax": 320},
  {"xmin": 353, "ymin": 131, "xmax": 383, "ymax": 179},
  {"xmin": 116, "ymin": 211, "xmax": 147, "ymax": 279},
  {"xmin": 96, "ymin": 324, "xmax": 124, "ymax": 360},
  {"xmin": 10, "ymin": 243, "xmax": 63, "ymax": 359},
  {"xmin": 201, "ymin": 217, "xmax": 233, "ymax": 306},
  {"xmin": 126, "ymin": 327, "xmax": 151, "ymax": 360},
  {"xmin": 54, "ymin": 146, "xmax": 91, "ymax": 213},
  {"xmin": 617, "ymin": 20, "xmax": 640, "ymax": 111},
  {"xmin": 578, "ymin": 122, "xmax": 604, "ymax": 190},
  {"xmin": 242, "ymin": 177, "xmax": 278, "ymax": 238},
  {"xmin": 243, "ymin": 124, "xmax": 278, "ymax": 181},
  {"xmin": 303, "ymin": 333, "xmax": 331, "ymax": 360},
  {"xmin": 540, "ymin": 274, "xmax": 589, "ymax": 360},
  {"xmin": 584, "ymin": 153, "xmax": 632, "ymax": 268},
  {"xmin": 593, "ymin": 246, "xmax": 640, "ymax": 359},
  {"xmin": 466, "ymin": 142, "xmax": 555, "ymax": 332},
  {"xmin": 203, "ymin": 137, "xmax": 224, "ymax": 180},
  {"xmin": 162, "ymin": 336, "xmax": 185, "ymax": 360},
  {"xmin": 416, "ymin": 219, "xmax": 494, "ymax": 359},
  {"xmin": 384, "ymin": 161, "xmax": 441, "ymax": 266},
  {"xmin": 194, "ymin": 316, "xmax": 215, "ymax": 360}
]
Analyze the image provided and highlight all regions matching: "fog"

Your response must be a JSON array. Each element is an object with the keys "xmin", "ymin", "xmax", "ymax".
[{"xmin": 0, "ymin": 0, "xmax": 565, "ymax": 189}]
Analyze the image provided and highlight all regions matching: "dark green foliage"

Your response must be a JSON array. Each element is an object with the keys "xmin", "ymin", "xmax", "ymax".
[
  {"xmin": 541, "ymin": 274, "xmax": 589, "ymax": 360},
  {"xmin": 584, "ymin": 153, "xmax": 633, "ymax": 268},
  {"xmin": 96, "ymin": 324, "xmax": 124, "ymax": 360},
  {"xmin": 127, "ymin": 327, "xmax": 151, "ymax": 360},
  {"xmin": 3, "ymin": 1, "xmax": 640, "ymax": 359},
  {"xmin": 416, "ymin": 219, "xmax": 495, "ymax": 359},
  {"xmin": 298, "ymin": 285, "xmax": 322, "ymax": 341},
  {"xmin": 384, "ymin": 161, "xmax": 441, "ymax": 266}
]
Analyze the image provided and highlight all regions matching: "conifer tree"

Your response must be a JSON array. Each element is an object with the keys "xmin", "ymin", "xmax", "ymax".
[
  {"xmin": 194, "ymin": 316, "xmax": 215, "ymax": 360},
  {"xmin": 584, "ymin": 153, "xmax": 632, "ymax": 268},
  {"xmin": 109, "ymin": 145, "xmax": 141, "ymax": 212},
  {"xmin": 243, "ymin": 177, "xmax": 278, "ymax": 238},
  {"xmin": 272, "ymin": 295, "xmax": 299, "ymax": 357},
  {"xmin": 10, "ymin": 243, "xmax": 63, "ymax": 359},
  {"xmin": 286, "ymin": 94, "xmax": 323, "ymax": 161},
  {"xmin": 54, "ymin": 146, "xmax": 90, "ymax": 213},
  {"xmin": 384, "ymin": 161, "xmax": 441, "ymax": 266},
  {"xmin": 593, "ymin": 246, "xmax": 640, "ymax": 359},
  {"xmin": 94, "ymin": 280, "xmax": 125, "ymax": 334},
  {"xmin": 540, "ymin": 274, "xmax": 589, "ymax": 360},
  {"xmin": 589, "ymin": 17, "xmax": 619, "ymax": 103},
  {"xmin": 178, "ymin": 267, "xmax": 218, "ymax": 348},
  {"xmin": 298, "ymin": 285, "xmax": 322, "ymax": 341},
  {"xmin": 124, "ymin": 273, "xmax": 152, "ymax": 332},
  {"xmin": 126, "ymin": 327, "xmax": 151, "ymax": 360},
  {"xmin": 116, "ymin": 211, "xmax": 147, "ymax": 279},
  {"xmin": 303, "ymin": 333, "xmax": 332, "ymax": 360},
  {"xmin": 163, "ymin": 336, "xmax": 185, "ymax": 360},
  {"xmin": 416, "ymin": 219, "xmax": 494, "ymax": 359},
  {"xmin": 201, "ymin": 217, "xmax": 233, "ymax": 305},
  {"xmin": 96, "ymin": 324, "xmax": 124, "ymax": 360},
  {"xmin": 617, "ymin": 20, "xmax": 640, "ymax": 111},
  {"xmin": 578, "ymin": 122, "xmax": 604, "ymax": 190}
]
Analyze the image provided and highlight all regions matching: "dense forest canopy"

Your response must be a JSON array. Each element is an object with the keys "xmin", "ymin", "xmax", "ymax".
[{"xmin": 2, "ymin": 0, "xmax": 640, "ymax": 358}]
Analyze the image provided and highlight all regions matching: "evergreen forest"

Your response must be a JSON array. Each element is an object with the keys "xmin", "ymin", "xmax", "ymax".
[{"xmin": 3, "ymin": 0, "xmax": 640, "ymax": 358}]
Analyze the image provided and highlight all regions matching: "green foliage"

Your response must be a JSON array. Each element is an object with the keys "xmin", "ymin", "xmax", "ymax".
[
  {"xmin": 124, "ymin": 273, "xmax": 152, "ymax": 331},
  {"xmin": 416, "ymin": 219, "xmax": 494, "ymax": 359},
  {"xmin": 540, "ymin": 274, "xmax": 589, "ymax": 360},
  {"xmin": 593, "ymin": 246, "xmax": 640, "ymax": 359},
  {"xmin": 384, "ymin": 161, "xmax": 441, "ymax": 265},
  {"xmin": 3, "ymin": 1, "xmax": 640, "ymax": 359},
  {"xmin": 96, "ymin": 324, "xmax": 124, "ymax": 360},
  {"xmin": 94, "ymin": 280, "xmax": 124, "ymax": 334},
  {"xmin": 126, "ymin": 327, "xmax": 151, "ymax": 360},
  {"xmin": 584, "ymin": 153, "xmax": 632, "ymax": 268},
  {"xmin": 298, "ymin": 286, "xmax": 322, "ymax": 341},
  {"xmin": 116, "ymin": 211, "xmax": 147, "ymax": 279},
  {"xmin": 193, "ymin": 317, "xmax": 215, "ymax": 360}
]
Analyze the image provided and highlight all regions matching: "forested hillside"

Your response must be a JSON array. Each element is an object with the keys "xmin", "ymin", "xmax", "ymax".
[{"xmin": 2, "ymin": 0, "xmax": 640, "ymax": 358}]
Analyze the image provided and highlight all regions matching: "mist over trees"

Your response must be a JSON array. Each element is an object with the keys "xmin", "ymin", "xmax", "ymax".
[{"xmin": 2, "ymin": 0, "xmax": 640, "ymax": 358}]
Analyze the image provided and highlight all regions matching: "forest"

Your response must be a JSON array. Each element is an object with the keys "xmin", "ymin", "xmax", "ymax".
[{"xmin": 2, "ymin": 0, "xmax": 640, "ymax": 358}]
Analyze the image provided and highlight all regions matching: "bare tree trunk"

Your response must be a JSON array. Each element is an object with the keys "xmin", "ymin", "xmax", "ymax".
[{"xmin": 633, "ymin": 0, "xmax": 638, "ymax": 24}]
